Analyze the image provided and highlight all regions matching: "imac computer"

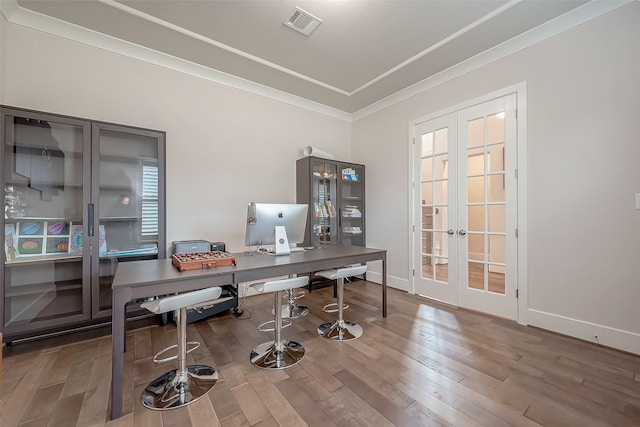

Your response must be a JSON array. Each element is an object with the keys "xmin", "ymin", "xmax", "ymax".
[{"xmin": 245, "ymin": 202, "xmax": 308, "ymax": 255}]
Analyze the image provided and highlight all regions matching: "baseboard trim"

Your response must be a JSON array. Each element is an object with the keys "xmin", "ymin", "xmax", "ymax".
[
  {"xmin": 366, "ymin": 271, "xmax": 410, "ymax": 292},
  {"xmin": 525, "ymin": 308, "xmax": 640, "ymax": 356}
]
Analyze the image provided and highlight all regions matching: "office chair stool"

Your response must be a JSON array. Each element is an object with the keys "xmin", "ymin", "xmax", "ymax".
[
  {"xmin": 250, "ymin": 276, "xmax": 309, "ymax": 369},
  {"xmin": 316, "ymin": 265, "xmax": 367, "ymax": 341},
  {"xmin": 140, "ymin": 286, "xmax": 223, "ymax": 410}
]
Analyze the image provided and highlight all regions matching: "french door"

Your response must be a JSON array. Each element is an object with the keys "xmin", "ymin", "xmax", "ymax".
[{"xmin": 413, "ymin": 94, "xmax": 518, "ymax": 320}]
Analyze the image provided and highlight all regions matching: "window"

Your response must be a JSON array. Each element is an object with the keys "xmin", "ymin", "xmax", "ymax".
[{"xmin": 141, "ymin": 163, "xmax": 158, "ymax": 236}]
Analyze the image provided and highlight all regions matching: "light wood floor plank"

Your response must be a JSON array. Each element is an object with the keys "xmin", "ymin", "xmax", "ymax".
[
  {"xmin": 274, "ymin": 376, "xmax": 338, "ymax": 427},
  {"xmin": 2, "ymin": 281, "xmax": 639, "ymax": 426},
  {"xmin": 246, "ymin": 370, "xmax": 308, "ymax": 426},
  {"xmin": 231, "ymin": 381, "xmax": 271, "ymax": 425},
  {"xmin": 3, "ymin": 351, "xmax": 55, "ymax": 427}
]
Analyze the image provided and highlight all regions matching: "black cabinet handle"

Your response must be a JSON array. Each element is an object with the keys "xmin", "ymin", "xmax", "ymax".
[{"xmin": 88, "ymin": 203, "xmax": 94, "ymax": 237}]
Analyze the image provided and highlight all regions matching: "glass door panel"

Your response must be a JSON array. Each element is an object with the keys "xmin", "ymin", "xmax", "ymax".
[
  {"xmin": 3, "ymin": 111, "xmax": 90, "ymax": 330},
  {"xmin": 457, "ymin": 95, "xmax": 516, "ymax": 320},
  {"xmin": 339, "ymin": 163, "xmax": 364, "ymax": 246},
  {"xmin": 310, "ymin": 161, "xmax": 338, "ymax": 246},
  {"xmin": 414, "ymin": 115, "xmax": 457, "ymax": 303},
  {"xmin": 93, "ymin": 124, "xmax": 163, "ymax": 315}
]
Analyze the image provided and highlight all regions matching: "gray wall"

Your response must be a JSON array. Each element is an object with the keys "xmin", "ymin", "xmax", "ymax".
[{"xmin": 352, "ymin": 2, "xmax": 640, "ymax": 353}]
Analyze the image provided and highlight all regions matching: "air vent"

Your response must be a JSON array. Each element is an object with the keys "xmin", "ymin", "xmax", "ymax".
[{"xmin": 284, "ymin": 6, "xmax": 322, "ymax": 36}]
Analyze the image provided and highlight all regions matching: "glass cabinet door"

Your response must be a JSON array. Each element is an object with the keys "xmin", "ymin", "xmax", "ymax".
[
  {"xmin": 92, "ymin": 123, "xmax": 165, "ymax": 316},
  {"xmin": 310, "ymin": 160, "xmax": 338, "ymax": 246},
  {"xmin": 2, "ymin": 110, "xmax": 91, "ymax": 332},
  {"xmin": 338, "ymin": 163, "xmax": 365, "ymax": 246}
]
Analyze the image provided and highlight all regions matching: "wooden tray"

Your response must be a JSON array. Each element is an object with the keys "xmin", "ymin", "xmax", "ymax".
[{"xmin": 171, "ymin": 251, "xmax": 236, "ymax": 272}]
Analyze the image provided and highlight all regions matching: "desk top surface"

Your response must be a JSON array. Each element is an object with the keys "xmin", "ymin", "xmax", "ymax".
[{"xmin": 112, "ymin": 245, "xmax": 386, "ymax": 289}]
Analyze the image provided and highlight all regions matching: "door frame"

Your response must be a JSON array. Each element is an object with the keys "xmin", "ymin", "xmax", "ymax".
[{"xmin": 408, "ymin": 82, "xmax": 529, "ymax": 324}]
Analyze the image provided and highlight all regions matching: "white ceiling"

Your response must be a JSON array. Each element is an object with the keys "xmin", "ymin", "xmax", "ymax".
[{"xmin": 2, "ymin": 0, "xmax": 627, "ymax": 115}]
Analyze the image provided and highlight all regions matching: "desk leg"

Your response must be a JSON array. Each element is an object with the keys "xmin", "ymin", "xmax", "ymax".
[
  {"xmin": 382, "ymin": 253, "xmax": 387, "ymax": 318},
  {"xmin": 110, "ymin": 289, "xmax": 128, "ymax": 420}
]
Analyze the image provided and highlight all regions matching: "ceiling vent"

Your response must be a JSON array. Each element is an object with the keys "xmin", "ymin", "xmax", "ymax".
[{"xmin": 284, "ymin": 6, "xmax": 322, "ymax": 36}]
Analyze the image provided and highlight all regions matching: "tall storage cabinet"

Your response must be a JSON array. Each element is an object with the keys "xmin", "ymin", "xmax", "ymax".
[
  {"xmin": 1, "ymin": 106, "xmax": 165, "ymax": 342},
  {"xmin": 296, "ymin": 156, "xmax": 365, "ymax": 248}
]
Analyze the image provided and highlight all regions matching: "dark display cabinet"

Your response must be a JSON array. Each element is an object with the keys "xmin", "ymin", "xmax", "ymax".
[
  {"xmin": 1, "ymin": 106, "xmax": 165, "ymax": 342},
  {"xmin": 296, "ymin": 156, "xmax": 365, "ymax": 248},
  {"xmin": 296, "ymin": 156, "xmax": 366, "ymax": 288}
]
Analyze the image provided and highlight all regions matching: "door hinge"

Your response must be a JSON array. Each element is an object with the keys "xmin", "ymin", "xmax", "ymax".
[
  {"xmin": 514, "ymin": 109, "xmax": 518, "ymax": 119},
  {"xmin": 412, "ymin": 269, "xmax": 415, "ymax": 276},
  {"xmin": 515, "ymin": 228, "xmax": 518, "ymax": 238},
  {"xmin": 516, "ymin": 289, "xmax": 519, "ymax": 298},
  {"xmin": 515, "ymin": 168, "xmax": 518, "ymax": 179},
  {"xmin": 413, "ymin": 137, "xmax": 416, "ymax": 145},
  {"xmin": 412, "ymin": 225, "xmax": 415, "ymax": 232}
]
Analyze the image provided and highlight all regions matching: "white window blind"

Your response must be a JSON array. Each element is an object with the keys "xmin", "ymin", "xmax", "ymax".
[{"xmin": 141, "ymin": 164, "xmax": 158, "ymax": 236}]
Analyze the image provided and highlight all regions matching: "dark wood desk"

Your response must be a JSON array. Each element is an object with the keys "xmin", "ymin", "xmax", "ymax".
[{"xmin": 110, "ymin": 245, "xmax": 387, "ymax": 419}]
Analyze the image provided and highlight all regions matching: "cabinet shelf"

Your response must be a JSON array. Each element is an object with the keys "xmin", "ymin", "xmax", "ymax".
[
  {"xmin": 5, "ymin": 254, "xmax": 82, "ymax": 265},
  {"xmin": 100, "ymin": 216, "xmax": 138, "ymax": 222},
  {"xmin": 5, "ymin": 279, "xmax": 82, "ymax": 298}
]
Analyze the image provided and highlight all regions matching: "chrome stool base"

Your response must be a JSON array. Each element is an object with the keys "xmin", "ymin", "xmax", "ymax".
[
  {"xmin": 318, "ymin": 320, "xmax": 363, "ymax": 341},
  {"xmin": 278, "ymin": 303, "xmax": 310, "ymax": 318},
  {"xmin": 141, "ymin": 364, "xmax": 218, "ymax": 410},
  {"xmin": 250, "ymin": 341, "xmax": 305, "ymax": 369}
]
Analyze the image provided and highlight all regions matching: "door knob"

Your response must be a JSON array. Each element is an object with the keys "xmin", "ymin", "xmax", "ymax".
[
  {"xmin": 447, "ymin": 229, "xmax": 454, "ymax": 235},
  {"xmin": 458, "ymin": 229, "xmax": 467, "ymax": 236}
]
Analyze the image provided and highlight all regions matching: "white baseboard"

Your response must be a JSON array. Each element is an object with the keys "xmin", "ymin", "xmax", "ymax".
[
  {"xmin": 525, "ymin": 308, "xmax": 640, "ymax": 356},
  {"xmin": 365, "ymin": 271, "xmax": 410, "ymax": 292}
]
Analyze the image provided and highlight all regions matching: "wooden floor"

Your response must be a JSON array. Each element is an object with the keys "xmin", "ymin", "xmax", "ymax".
[{"xmin": 2, "ymin": 281, "xmax": 640, "ymax": 427}]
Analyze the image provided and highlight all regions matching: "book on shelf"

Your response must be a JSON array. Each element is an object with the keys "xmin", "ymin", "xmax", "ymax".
[
  {"xmin": 343, "ymin": 226, "xmax": 362, "ymax": 234},
  {"xmin": 342, "ymin": 206, "xmax": 362, "ymax": 217}
]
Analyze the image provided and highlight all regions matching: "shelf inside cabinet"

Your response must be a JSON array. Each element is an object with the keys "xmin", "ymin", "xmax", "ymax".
[
  {"xmin": 100, "ymin": 153, "xmax": 158, "ymax": 165},
  {"xmin": 101, "ymin": 245, "xmax": 158, "ymax": 258},
  {"xmin": 100, "ymin": 216, "xmax": 138, "ymax": 222},
  {"xmin": 5, "ymin": 279, "xmax": 82, "ymax": 298},
  {"xmin": 5, "ymin": 254, "xmax": 82, "ymax": 265},
  {"xmin": 99, "ymin": 184, "xmax": 136, "ymax": 192}
]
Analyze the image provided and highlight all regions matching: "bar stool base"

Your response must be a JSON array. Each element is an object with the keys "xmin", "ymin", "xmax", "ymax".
[
  {"xmin": 277, "ymin": 304, "xmax": 310, "ymax": 318},
  {"xmin": 318, "ymin": 321, "xmax": 363, "ymax": 341},
  {"xmin": 141, "ymin": 364, "xmax": 218, "ymax": 410},
  {"xmin": 250, "ymin": 341, "xmax": 305, "ymax": 369}
]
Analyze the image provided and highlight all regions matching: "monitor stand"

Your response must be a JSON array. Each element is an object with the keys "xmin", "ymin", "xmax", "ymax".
[{"xmin": 274, "ymin": 226, "xmax": 291, "ymax": 256}]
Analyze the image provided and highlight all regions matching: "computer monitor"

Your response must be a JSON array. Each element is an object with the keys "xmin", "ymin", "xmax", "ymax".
[{"xmin": 245, "ymin": 202, "xmax": 308, "ymax": 255}]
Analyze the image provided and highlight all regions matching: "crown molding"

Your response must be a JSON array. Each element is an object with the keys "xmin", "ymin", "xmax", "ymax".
[
  {"xmin": 1, "ymin": 0, "xmax": 634, "ymax": 123},
  {"xmin": 0, "ymin": 0, "xmax": 353, "ymax": 122},
  {"xmin": 352, "ymin": 0, "xmax": 635, "ymax": 121}
]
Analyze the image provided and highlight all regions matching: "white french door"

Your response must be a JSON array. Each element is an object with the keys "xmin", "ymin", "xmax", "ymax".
[{"xmin": 413, "ymin": 94, "xmax": 518, "ymax": 320}]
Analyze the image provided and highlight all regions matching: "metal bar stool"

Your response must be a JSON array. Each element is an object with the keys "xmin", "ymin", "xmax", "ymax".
[
  {"xmin": 250, "ymin": 276, "xmax": 309, "ymax": 369},
  {"xmin": 278, "ymin": 288, "xmax": 310, "ymax": 319},
  {"xmin": 140, "ymin": 286, "xmax": 223, "ymax": 410},
  {"xmin": 316, "ymin": 265, "xmax": 367, "ymax": 341}
]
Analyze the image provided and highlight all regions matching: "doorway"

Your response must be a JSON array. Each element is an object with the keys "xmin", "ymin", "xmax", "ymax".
[{"xmin": 412, "ymin": 93, "xmax": 518, "ymax": 320}]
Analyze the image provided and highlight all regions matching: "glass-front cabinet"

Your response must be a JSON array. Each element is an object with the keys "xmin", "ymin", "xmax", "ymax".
[
  {"xmin": 1, "ymin": 106, "xmax": 165, "ymax": 341},
  {"xmin": 296, "ymin": 156, "xmax": 365, "ymax": 248}
]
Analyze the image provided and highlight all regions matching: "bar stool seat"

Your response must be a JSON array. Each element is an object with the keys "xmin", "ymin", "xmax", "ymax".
[
  {"xmin": 140, "ymin": 286, "xmax": 223, "ymax": 411},
  {"xmin": 316, "ymin": 265, "xmax": 367, "ymax": 341},
  {"xmin": 250, "ymin": 276, "xmax": 309, "ymax": 369}
]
